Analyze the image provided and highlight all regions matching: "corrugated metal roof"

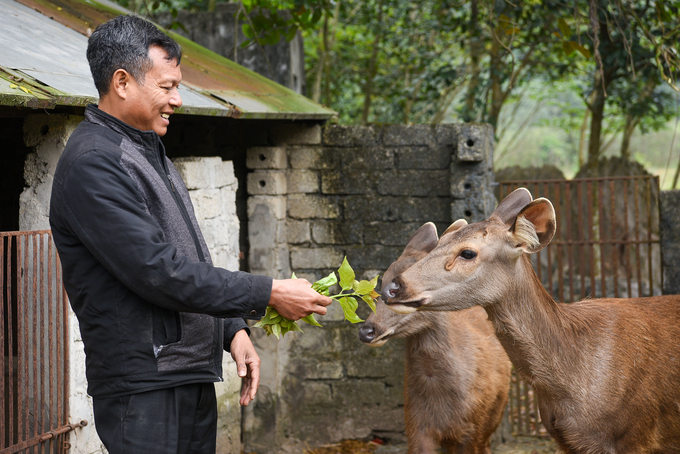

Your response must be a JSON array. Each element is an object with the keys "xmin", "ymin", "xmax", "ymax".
[{"xmin": 0, "ymin": 0, "xmax": 336, "ymax": 120}]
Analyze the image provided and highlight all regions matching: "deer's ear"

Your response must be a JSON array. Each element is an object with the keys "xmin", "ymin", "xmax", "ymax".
[
  {"xmin": 511, "ymin": 198, "xmax": 556, "ymax": 253},
  {"xmin": 402, "ymin": 222, "xmax": 439, "ymax": 259},
  {"xmin": 383, "ymin": 222, "xmax": 439, "ymax": 288},
  {"xmin": 441, "ymin": 219, "xmax": 468, "ymax": 237},
  {"xmin": 491, "ymin": 188, "xmax": 533, "ymax": 225}
]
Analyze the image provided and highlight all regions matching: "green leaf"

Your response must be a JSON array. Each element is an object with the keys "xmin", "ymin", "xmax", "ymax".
[
  {"xmin": 338, "ymin": 296, "xmax": 363, "ymax": 323},
  {"xmin": 312, "ymin": 272, "xmax": 337, "ymax": 295},
  {"xmin": 301, "ymin": 313, "xmax": 323, "ymax": 327},
  {"xmin": 573, "ymin": 43, "xmax": 591, "ymax": 59},
  {"xmin": 284, "ymin": 26, "xmax": 298, "ymax": 42},
  {"xmin": 291, "ymin": 272, "xmax": 297, "ymax": 279},
  {"xmin": 272, "ymin": 322, "xmax": 282, "ymax": 339},
  {"xmin": 558, "ymin": 18, "xmax": 571, "ymax": 39},
  {"xmin": 354, "ymin": 279, "xmax": 375, "ymax": 295},
  {"xmin": 338, "ymin": 257, "xmax": 355, "ymax": 291},
  {"xmin": 362, "ymin": 294, "xmax": 377, "ymax": 313},
  {"xmin": 562, "ymin": 40, "xmax": 575, "ymax": 56},
  {"xmin": 242, "ymin": 24, "xmax": 254, "ymax": 39}
]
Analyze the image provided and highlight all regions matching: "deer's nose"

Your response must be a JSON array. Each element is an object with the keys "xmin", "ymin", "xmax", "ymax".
[
  {"xmin": 358, "ymin": 323, "xmax": 375, "ymax": 343},
  {"xmin": 382, "ymin": 280, "xmax": 400, "ymax": 300}
]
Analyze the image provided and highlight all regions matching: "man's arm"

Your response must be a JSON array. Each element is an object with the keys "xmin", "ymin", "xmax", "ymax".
[{"xmin": 51, "ymin": 147, "xmax": 270, "ymax": 318}]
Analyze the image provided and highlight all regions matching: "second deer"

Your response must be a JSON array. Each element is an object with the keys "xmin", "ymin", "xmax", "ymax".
[
  {"xmin": 383, "ymin": 188, "xmax": 680, "ymax": 454},
  {"xmin": 359, "ymin": 222, "xmax": 511, "ymax": 454}
]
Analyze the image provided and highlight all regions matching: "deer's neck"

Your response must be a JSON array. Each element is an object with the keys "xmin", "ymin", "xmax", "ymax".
[{"xmin": 484, "ymin": 256, "xmax": 597, "ymax": 392}]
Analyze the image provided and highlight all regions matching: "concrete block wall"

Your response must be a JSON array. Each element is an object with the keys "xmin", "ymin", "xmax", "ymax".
[
  {"xmin": 243, "ymin": 123, "xmax": 496, "ymax": 453},
  {"xmin": 172, "ymin": 156, "xmax": 243, "ymax": 453},
  {"xmin": 660, "ymin": 190, "xmax": 680, "ymax": 295}
]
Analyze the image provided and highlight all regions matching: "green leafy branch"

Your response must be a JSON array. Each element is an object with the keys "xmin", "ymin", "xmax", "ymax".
[{"xmin": 254, "ymin": 257, "xmax": 379, "ymax": 339}]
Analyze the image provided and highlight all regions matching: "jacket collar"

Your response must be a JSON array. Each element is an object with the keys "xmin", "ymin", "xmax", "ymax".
[{"xmin": 84, "ymin": 104, "xmax": 160, "ymax": 149}]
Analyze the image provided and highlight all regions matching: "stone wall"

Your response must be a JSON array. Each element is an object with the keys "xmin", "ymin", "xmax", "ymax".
[
  {"xmin": 243, "ymin": 123, "xmax": 495, "ymax": 453},
  {"xmin": 660, "ymin": 190, "xmax": 680, "ymax": 295}
]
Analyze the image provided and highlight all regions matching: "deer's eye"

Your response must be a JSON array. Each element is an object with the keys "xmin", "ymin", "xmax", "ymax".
[{"xmin": 460, "ymin": 250, "xmax": 477, "ymax": 260}]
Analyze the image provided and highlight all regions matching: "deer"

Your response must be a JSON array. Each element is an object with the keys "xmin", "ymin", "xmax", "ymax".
[
  {"xmin": 359, "ymin": 222, "xmax": 512, "ymax": 454},
  {"xmin": 382, "ymin": 187, "xmax": 680, "ymax": 454}
]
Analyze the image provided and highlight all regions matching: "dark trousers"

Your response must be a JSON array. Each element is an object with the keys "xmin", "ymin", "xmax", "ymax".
[{"xmin": 92, "ymin": 382, "xmax": 218, "ymax": 454}]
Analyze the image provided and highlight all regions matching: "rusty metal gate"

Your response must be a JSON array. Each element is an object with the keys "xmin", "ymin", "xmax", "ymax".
[
  {"xmin": 498, "ymin": 175, "xmax": 662, "ymax": 437},
  {"xmin": 1, "ymin": 230, "xmax": 86, "ymax": 454}
]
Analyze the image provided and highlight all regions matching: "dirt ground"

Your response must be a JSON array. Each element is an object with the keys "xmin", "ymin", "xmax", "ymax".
[{"xmin": 303, "ymin": 436, "xmax": 559, "ymax": 454}]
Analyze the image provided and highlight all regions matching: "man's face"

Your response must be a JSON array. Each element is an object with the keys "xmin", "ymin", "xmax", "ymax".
[{"xmin": 124, "ymin": 46, "xmax": 182, "ymax": 136}]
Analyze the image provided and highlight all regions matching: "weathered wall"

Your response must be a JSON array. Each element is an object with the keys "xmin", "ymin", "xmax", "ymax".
[
  {"xmin": 243, "ymin": 123, "xmax": 496, "ymax": 453},
  {"xmin": 154, "ymin": 4, "xmax": 306, "ymax": 95},
  {"xmin": 660, "ymin": 190, "xmax": 680, "ymax": 295}
]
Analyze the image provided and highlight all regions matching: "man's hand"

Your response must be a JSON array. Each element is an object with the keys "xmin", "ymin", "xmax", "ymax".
[
  {"xmin": 230, "ymin": 330, "xmax": 260, "ymax": 406},
  {"xmin": 268, "ymin": 278, "xmax": 333, "ymax": 321}
]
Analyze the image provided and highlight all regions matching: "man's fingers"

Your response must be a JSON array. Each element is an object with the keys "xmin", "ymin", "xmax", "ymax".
[
  {"xmin": 249, "ymin": 364, "xmax": 260, "ymax": 400},
  {"xmin": 313, "ymin": 305, "xmax": 328, "ymax": 316},
  {"xmin": 317, "ymin": 295, "xmax": 333, "ymax": 306}
]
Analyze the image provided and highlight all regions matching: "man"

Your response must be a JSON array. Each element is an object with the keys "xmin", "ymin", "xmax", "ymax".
[{"xmin": 49, "ymin": 15, "xmax": 331, "ymax": 453}]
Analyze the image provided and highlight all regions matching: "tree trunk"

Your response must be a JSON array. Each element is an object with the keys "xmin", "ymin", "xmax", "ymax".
[
  {"xmin": 488, "ymin": 32, "xmax": 502, "ymax": 132},
  {"xmin": 578, "ymin": 108, "xmax": 590, "ymax": 168},
  {"xmin": 620, "ymin": 114, "xmax": 640, "ymax": 161},
  {"xmin": 360, "ymin": 0, "xmax": 384, "ymax": 124},
  {"xmin": 587, "ymin": 73, "xmax": 606, "ymax": 168},
  {"xmin": 463, "ymin": 0, "xmax": 481, "ymax": 122}
]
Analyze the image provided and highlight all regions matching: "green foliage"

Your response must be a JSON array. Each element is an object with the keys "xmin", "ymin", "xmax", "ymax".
[{"xmin": 253, "ymin": 258, "xmax": 379, "ymax": 339}]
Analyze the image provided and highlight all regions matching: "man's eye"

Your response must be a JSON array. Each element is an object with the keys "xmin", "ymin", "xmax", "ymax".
[{"xmin": 460, "ymin": 250, "xmax": 477, "ymax": 260}]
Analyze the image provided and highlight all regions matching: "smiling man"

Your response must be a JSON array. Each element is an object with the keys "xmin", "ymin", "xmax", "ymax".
[{"xmin": 49, "ymin": 15, "xmax": 331, "ymax": 454}]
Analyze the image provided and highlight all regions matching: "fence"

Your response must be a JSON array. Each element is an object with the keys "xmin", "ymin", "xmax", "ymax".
[
  {"xmin": 498, "ymin": 175, "xmax": 662, "ymax": 437},
  {"xmin": 1, "ymin": 231, "xmax": 84, "ymax": 454}
]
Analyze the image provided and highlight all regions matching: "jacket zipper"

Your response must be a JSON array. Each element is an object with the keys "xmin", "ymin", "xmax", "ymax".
[
  {"xmin": 153, "ymin": 139, "xmax": 206, "ymax": 263},
  {"xmin": 153, "ymin": 137, "xmax": 220, "ymax": 377}
]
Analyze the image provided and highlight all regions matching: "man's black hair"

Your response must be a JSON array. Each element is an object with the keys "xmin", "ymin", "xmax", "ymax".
[{"xmin": 87, "ymin": 15, "xmax": 182, "ymax": 96}]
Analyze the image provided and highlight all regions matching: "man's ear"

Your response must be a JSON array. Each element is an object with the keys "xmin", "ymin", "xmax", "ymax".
[{"xmin": 109, "ymin": 69, "xmax": 132, "ymax": 100}]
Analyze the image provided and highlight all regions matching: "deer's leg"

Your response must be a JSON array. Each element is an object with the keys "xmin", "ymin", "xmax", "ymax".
[{"xmin": 406, "ymin": 430, "xmax": 440, "ymax": 454}]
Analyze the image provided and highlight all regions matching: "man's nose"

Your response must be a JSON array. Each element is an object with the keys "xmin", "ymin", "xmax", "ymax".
[{"xmin": 170, "ymin": 88, "xmax": 182, "ymax": 109}]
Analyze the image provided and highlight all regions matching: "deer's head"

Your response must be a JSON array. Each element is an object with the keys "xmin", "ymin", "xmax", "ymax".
[
  {"xmin": 358, "ymin": 222, "xmax": 439, "ymax": 346},
  {"xmin": 382, "ymin": 188, "xmax": 556, "ymax": 313}
]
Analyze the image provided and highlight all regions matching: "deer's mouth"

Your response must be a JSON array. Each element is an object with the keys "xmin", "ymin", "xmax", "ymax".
[{"xmin": 384, "ymin": 299, "xmax": 424, "ymax": 313}]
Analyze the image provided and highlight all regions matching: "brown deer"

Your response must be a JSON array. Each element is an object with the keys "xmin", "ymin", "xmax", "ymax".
[
  {"xmin": 382, "ymin": 188, "xmax": 680, "ymax": 454},
  {"xmin": 359, "ymin": 222, "xmax": 511, "ymax": 454}
]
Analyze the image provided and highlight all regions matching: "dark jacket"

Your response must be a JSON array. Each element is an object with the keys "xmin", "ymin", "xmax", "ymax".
[{"xmin": 49, "ymin": 105, "xmax": 271, "ymax": 398}]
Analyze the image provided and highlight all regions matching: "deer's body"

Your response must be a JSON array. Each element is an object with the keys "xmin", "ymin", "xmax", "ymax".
[
  {"xmin": 360, "ymin": 223, "xmax": 511, "ymax": 454},
  {"xmin": 383, "ymin": 189, "xmax": 680, "ymax": 454}
]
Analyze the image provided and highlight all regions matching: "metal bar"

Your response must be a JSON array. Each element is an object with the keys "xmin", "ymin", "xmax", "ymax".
[
  {"xmin": 598, "ymin": 180, "xmax": 607, "ymax": 297},
  {"xmin": 23, "ymin": 235, "xmax": 31, "ymax": 448},
  {"xmin": 623, "ymin": 180, "xmax": 632, "ymax": 297},
  {"xmin": 564, "ymin": 182, "xmax": 575, "ymax": 302},
  {"xmin": 543, "ymin": 183, "xmax": 559, "ymax": 295},
  {"xmin": 1, "ymin": 236, "xmax": 5, "ymax": 449},
  {"xmin": 587, "ymin": 181, "xmax": 596, "ymax": 297},
  {"xmin": 500, "ymin": 175, "xmax": 658, "ymax": 184},
  {"xmin": 634, "ymin": 179, "xmax": 642, "ymax": 297},
  {"xmin": 32, "ymin": 232, "xmax": 39, "ymax": 441},
  {"xmin": 554, "ymin": 182, "xmax": 563, "ymax": 301},
  {"xmin": 8, "ymin": 235, "xmax": 15, "ymax": 448},
  {"xmin": 0, "ymin": 421, "xmax": 87, "ymax": 454},
  {"xmin": 48, "ymin": 234, "xmax": 56, "ymax": 451},
  {"xmin": 646, "ymin": 179, "xmax": 653, "ymax": 297},
  {"xmin": 610, "ymin": 180, "xmax": 619, "ymax": 298},
  {"xmin": 577, "ymin": 181, "xmax": 586, "ymax": 299}
]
